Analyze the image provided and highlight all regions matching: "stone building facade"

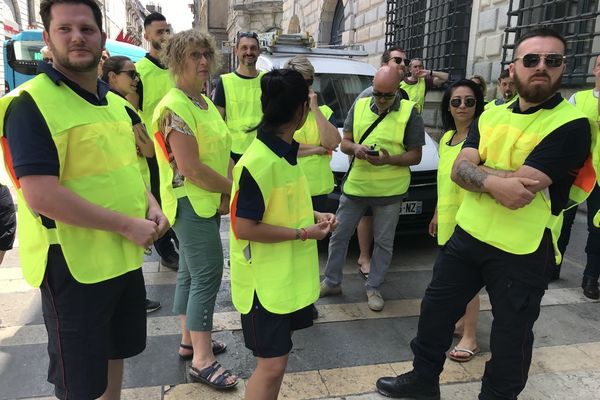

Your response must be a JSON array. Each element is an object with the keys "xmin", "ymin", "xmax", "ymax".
[
  {"xmin": 281, "ymin": 0, "xmax": 600, "ymax": 129},
  {"xmin": 125, "ymin": 0, "xmax": 148, "ymax": 47}
]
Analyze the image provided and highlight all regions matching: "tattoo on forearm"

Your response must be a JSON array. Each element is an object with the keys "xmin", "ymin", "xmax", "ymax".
[{"xmin": 456, "ymin": 160, "xmax": 488, "ymax": 189}]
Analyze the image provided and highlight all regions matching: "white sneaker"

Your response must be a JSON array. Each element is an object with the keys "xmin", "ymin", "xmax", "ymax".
[
  {"xmin": 367, "ymin": 290, "xmax": 384, "ymax": 311},
  {"xmin": 320, "ymin": 281, "xmax": 342, "ymax": 297}
]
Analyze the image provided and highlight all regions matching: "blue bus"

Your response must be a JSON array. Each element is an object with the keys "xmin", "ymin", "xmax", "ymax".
[{"xmin": 3, "ymin": 30, "xmax": 146, "ymax": 93}]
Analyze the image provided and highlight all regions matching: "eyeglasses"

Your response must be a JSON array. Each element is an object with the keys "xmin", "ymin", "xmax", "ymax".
[
  {"xmin": 450, "ymin": 98, "xmax": 476, "ymax": 108},
  {"xmin": 117, "ymin": 70, "xmax": 140, "ymax": 80},
  {"xmin": 237, "ymin": 31, "xmax": 258, "ymax": 40},
  {"xmin": 373, "ymin": 91, "xmax": 396, "ymax": 99},
  {"xmin": 390, "ymin": 56, "xmax": 409, "ymax": 66},
  {"xmin": 305, "ymin": 77, "xmax": 314, "ymax": 86},
  {"xmin": 189, "ymin": 50, "xmax": 213, "ymax": 61},
  {"xmin": 514, "ymin": 53, "xmax": 566, "ymax": 68}
]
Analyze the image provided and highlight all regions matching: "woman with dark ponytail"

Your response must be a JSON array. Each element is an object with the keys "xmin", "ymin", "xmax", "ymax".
[{"xmin": 230, "ymin": 69, "xmax": 337, "ymax": 399}]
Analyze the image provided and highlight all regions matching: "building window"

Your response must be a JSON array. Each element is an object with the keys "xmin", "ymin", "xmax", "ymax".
[
  {"xmin": 385, "ymin": 0, "xmax": 472, "ymax": 84},
  {"xmin": 502, "ymin": 0, "xmax": 600, "ymax": 87},
  {"xmin": 330, "ymin": 0, "xmax": 344, "ymax": 46}
]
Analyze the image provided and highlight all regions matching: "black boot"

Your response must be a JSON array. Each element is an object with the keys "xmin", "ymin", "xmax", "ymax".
[
  {"xmin": 376, "ymin": 370, "xmax": 440, "ymax": 399},
  {"xmin": 582, "ymin": 276, "xmax": 599, "ymax": 300}
]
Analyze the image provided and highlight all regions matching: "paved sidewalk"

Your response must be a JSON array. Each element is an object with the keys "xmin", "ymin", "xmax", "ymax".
[{"xmin": 2, "ymin": 214, "xmax": 599, "ymax": 400}]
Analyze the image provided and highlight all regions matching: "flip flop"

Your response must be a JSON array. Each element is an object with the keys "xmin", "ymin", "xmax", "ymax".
[
  {"xmin": 358, "ymin": 267, "xmax": 369, "ymax": 280},
  {"xmin": 448, "ymin": 346, "xmax": 480, "ymax": 362},
  {"xmin": 178, "ymin": 340, "xmax": 227, "ymax": 360}
]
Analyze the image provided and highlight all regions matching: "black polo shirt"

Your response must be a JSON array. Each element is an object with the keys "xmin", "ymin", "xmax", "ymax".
[
  {"xmin": 4, "ymin": 63, "xmax": 139, "ymax": 179},
  {"xmin": 235, "ymin": 128, "xmax": 300, "ymax": 221},
  {"xmin": 464, "ymin": 92, "xmax": 591, "ymax": 215}
]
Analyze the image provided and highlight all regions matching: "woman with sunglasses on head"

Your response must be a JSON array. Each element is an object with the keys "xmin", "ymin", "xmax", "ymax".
[
  {"xmin": 230, "ymin": 69, "xmax": 337, "ymax": 399},
  {"xmin": 429, "ymin": 79, "xmax": 484, "ymax": 363},
  {"xmin": 152, "ymin": 30, "xmax": 237, "ymax": 390}
]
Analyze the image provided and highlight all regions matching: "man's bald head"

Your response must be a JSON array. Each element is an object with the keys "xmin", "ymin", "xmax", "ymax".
[
  {"xmin": 372, "ymin": 66, "xmax": 400, "ymax": 113},
  {"xmin": 373, "ymin": 65, "xmax": 401, "ymax": 92}
]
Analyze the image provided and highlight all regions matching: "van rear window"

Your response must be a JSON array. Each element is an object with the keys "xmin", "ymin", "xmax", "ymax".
[{"xmin": 314, "ymin": 73, "xmax": 372, "ymax": 127}]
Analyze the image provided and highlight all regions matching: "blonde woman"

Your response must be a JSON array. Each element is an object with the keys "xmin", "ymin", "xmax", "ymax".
[{"xmin": 152, "ymin": 30, "xmax": 237, "ymax": 390}]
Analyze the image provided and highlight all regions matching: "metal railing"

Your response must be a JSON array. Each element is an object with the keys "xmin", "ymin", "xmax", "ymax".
[
  {"xmin": 385, "ymin": 0, "xmax": 472, "ymax": 84},
  {"xmin": 502, "ymin": 0, "xmax": 600, "ymax": 87}
]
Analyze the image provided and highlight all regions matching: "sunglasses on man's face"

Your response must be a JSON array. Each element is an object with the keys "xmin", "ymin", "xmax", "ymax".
[
  {"xmin": 391, "ymin": 56, "xmax": 409, "ymax": 66},
  {"xmin": 373, "ymin": 91, "xmax": 396, "ymax": 99},
  {"xmin": 514, "ymin": 53, "xmax": 566, "ymax": 68},
  {"xmin": 450, "ymin": 98, "xmax": 476, "ymax": 108},
  {"xmin": 117, "ymin": 70, "xmax": 140, "ymax": 80}
]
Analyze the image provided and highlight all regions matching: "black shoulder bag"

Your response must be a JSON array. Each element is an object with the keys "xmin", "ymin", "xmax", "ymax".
[{"xmin": 341, "ymin": 111, "xmax": 389, "ymax": 189}]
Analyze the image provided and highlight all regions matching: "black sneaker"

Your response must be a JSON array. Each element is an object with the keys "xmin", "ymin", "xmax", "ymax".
[
  {"xmin": 145, "ymin": 298, "xmax": 161, "ymax": 313},
  {"xmin": 376, "ymin": 370, "xmax": 440, "ymax": 399},
  {"xmin": 160, "ymin": 255, "xmax": 179, "ymax": 271}
]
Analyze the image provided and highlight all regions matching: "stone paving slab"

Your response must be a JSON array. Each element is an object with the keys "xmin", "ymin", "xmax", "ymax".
[
  {"xmin": 162, "ymin": 343, "xmax": 600, "ymax": 400},
  {"xmin": 2, "ymin": 286, "xmax": 597, "ymax": 347}
]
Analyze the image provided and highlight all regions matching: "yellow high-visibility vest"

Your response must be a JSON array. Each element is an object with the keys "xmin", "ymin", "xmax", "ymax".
[
  {"xmin": 136, "ymin": 56, "xmax": 175, "ymax": 131},
  {"xmin": 294, "ymin": 105, "xmax": 335, "ymax": 196},
  {"xmin": 152, "ymin": 88, "xmax": 231, "ymax": 224},
  {"xmin": 573, "ymin": 89, "xmax": 600, "ymax": 228},
  {"xmin": 221, "ymin": 71, "xmax": 265, "ymax": 155},
  {"xmin": 344, "ymin": 97, "xmax": 413, "ymax": 197},
  {"xmin": 0, "ymin": 74, "xmax": 147, "ymax": 286},
  {"xmin": 229, "ymin": 138, "xmax": 319, "ymax": 314},
  {"xmin": 436, "ymin": 130, "xmax": 466, "ymax": 245},
  {"xmin": 400, "ymin": 78, "xmax": 426, "ymax": 113},
  {"xmin": 456, "ymin": 98, "xmax": 595, "ymax": 263}
]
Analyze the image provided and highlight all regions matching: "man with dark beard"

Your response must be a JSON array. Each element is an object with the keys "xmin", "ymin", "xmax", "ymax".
[
  {"xmin": 134, "ymin": 12, "xmax": 180, "ymax": 272},
  {"xmin": 375, "ymin": 28, "xmax": 594, "ymax": 400},
  {"xmin": 0, "ymin": 1, "xmax": 169, "ymax": 398},
  {"xmin": 213, "ymin": 32, "xmax": 264, "ymax": 162}
]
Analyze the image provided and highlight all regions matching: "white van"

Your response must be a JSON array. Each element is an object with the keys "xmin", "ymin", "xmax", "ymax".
[{"xmin": 256, "ymin": 34, "xmax": 438, "ymax": 233}]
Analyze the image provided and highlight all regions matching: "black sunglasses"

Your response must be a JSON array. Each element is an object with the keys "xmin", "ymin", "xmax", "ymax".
[
  {"xmin": 238, "ymin": 31, "xmax": 258, "ymax": 40},
  {"xmin": 450, "ymin": 98, "xmax": 476, "ymax": 108},
  {"xmin": 117, "ymin": 70, "xmax": 140, "ymax": 80},
  {"xmin": 391, "ymin": 56, "xmax": 409, "ymax": 66},
  {"xmin": 373, "ymin": 91, "xmax": 396, "ymax": 99},
  {"xmin": 514, "ymin": 53, "xmax": 565, "ymax": 68},
  {"xmin": 305, "ymin": 77, "xmax": 314, "ymax": 86}
]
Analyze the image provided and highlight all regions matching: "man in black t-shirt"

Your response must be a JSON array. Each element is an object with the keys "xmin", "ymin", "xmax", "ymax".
[
  {"xmin": 376, "ymin": 28, "xmax": 592, "ymax": 400},
  {"xmin": 1, "ymin": 1, "xmax": 168, "ymax": 398},
  {"xmin": 213, "ymin": 32, "xmax": 263, "ymax": 162}
]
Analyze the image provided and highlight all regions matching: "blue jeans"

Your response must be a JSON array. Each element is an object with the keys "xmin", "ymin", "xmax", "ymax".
[{"xmin": 323, "ymin": 194, "xmax": 403, "ymax": 291}]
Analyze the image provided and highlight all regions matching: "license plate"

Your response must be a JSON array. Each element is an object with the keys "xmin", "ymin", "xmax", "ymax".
[{"xmin": 399, "ymin": 201, "xmax": 422, "ymax": 215}]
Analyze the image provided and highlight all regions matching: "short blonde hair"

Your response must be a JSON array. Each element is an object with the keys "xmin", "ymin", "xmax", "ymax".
[
  {"xmin": 161, "ymin": 29, "xmax": 221, "ymax": 77},
  {"xmin": 283, "ymin": 55, "xmax": 314, "ymax": 79}
]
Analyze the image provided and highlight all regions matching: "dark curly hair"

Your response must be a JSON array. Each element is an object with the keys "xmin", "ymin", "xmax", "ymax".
[{"xmin": 440, "ymin": 79, "xmax": 485, "ymax": 132}]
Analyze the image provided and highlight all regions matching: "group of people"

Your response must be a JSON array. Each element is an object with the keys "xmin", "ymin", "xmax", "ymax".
[{"xmin": 1, "ymin": 1, "xmax": 599, "ymax": 400}]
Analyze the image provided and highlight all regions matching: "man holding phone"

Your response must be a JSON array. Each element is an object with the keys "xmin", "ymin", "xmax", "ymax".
[{"xmin": 319, "ymin": 66, "xmax": 425, "ymax": 311}]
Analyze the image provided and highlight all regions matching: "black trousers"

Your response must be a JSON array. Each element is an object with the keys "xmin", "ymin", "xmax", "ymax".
[
  {"xmin": 557, "ymin": 184, "xmax": 600, "ymax": 280},
  {"xmin": 411, "ymin": 226, "xmax": 552, "ymax": 400}
]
